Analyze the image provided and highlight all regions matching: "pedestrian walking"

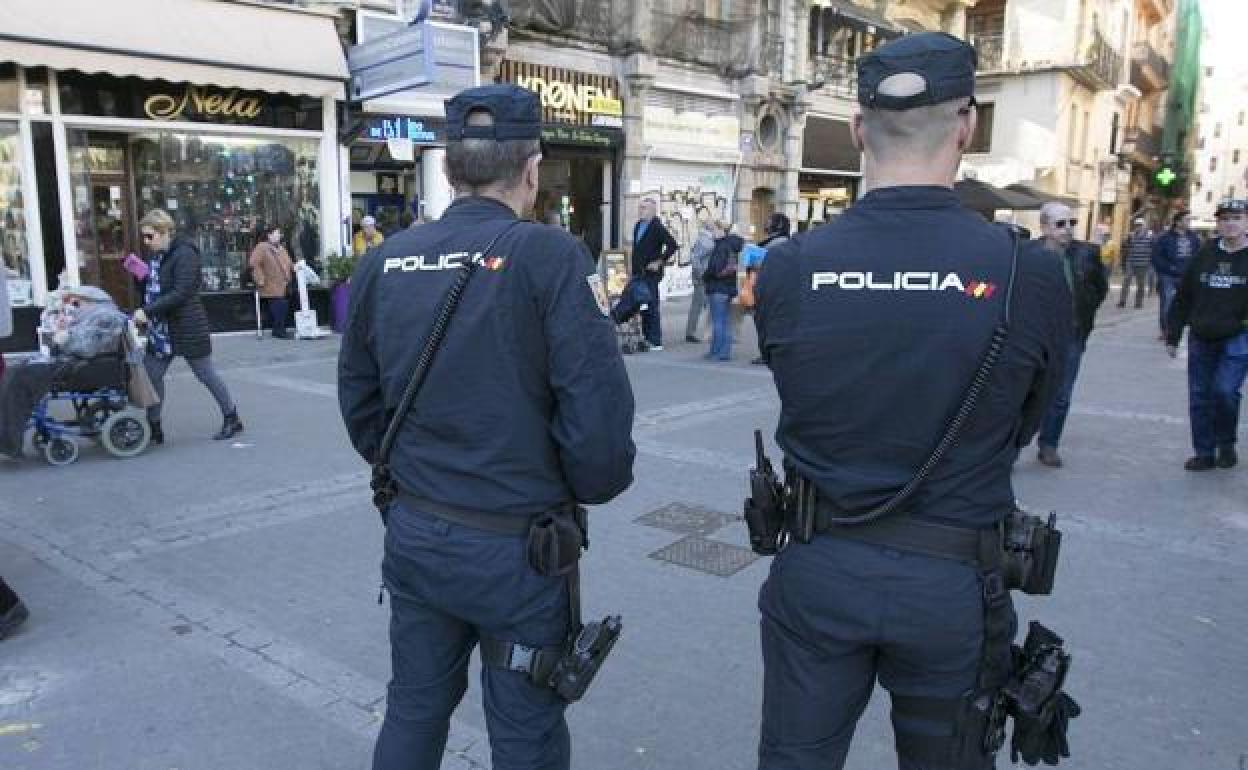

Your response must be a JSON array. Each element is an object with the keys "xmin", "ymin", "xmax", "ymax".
[
  {"xmin": 338, "ymin": 84, "xmax": 636, "ymax": 770},
  {"xmin": 752, "ymin": 33, "xmax": 1073, "ymax": 769},
  {"xmin": 685, "ymin": 220, "xmax": 715, "ymax": 343},
  {"xmin": 249, "ymin": 224, "xmax": 294, "ymax": 339},
  {"xmin": 626, "ymin": 198, "xmax": 678, "ymax": 350},
  {"xmin": 1153, "ymin": 211, "xmax": 1201, "ymax": 341},
  {"xmin": 703, "ymin": 220, "xmax": 742, "ymax": 361},
  {"xmin": 1032, "ymin": 202, "xmax": 1109, "ymax": 468},
  {"xmin": 134, "ymin": 210, "xmax": 242, "ymax": 445},
  {"xmin": 1119, "ymin": 218, "xmax": 1155, "ymax": 309},
  {"xmin": 1166, "ymin": 198, "xmax": 1248, "ymax": 471}
]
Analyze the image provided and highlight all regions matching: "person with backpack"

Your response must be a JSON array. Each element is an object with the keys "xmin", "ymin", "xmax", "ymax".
[{"xmin": 703, "ymin": 220, "xmax": 743, "ymax": 361}]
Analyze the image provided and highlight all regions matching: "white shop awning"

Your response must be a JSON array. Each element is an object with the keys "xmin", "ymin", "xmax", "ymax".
[{"xmin": 0, "ymin": 0, "xmax": 348, "ymax": 98}]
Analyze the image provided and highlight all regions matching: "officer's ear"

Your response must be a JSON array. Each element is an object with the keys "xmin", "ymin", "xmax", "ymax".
[
  {"xmin": 955, "ymin": 105, "xmax": 978, "ymax": 153},
  {"xmin": 850, "ymin": 113, "xmax": 865, "ymax": 152},
  {"xmin": 524, "ymin": 152, "xmax": 542, "ymax": 192}
]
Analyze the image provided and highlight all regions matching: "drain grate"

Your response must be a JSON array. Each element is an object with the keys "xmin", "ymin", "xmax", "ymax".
[
  {"xmin": 634, "ymin": 502, "xmax": 736, "ymax": 536},
  {"xmin": 648, "ymin": 535, "xmax": 760, "ymax": 577}
]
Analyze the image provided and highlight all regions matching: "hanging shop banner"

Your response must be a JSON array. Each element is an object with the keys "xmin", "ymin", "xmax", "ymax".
[
  {"xmin": 641, "ymin": 161, "xmax": 735, "ymax": 299},
  {"xmin": 499, "ymin": 61, "xmax": 623, "ymax": 129}
]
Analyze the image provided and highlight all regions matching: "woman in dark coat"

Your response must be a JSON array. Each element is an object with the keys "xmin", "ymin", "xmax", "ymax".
[{"xmin": 134, "ymin": 209, "xmax": 242, "ymax": 444}]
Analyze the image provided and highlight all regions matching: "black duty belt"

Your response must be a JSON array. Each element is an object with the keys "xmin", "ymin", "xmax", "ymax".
[
  {"xmin": 395, "ymin": 490, "xmax": 533, "ymax": 536},
  {"xmin": 813, "ymin": 506, "xmax": 999, "ymax": 568}
]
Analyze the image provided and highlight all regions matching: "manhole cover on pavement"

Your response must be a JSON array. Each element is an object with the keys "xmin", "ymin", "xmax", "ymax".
[
  {"xmin": 635, "ymin": 503, "xmax": 735, "ymax": 536},
  {"xmin": 649, "ymin": 535, "xmax": 759, "ymax": 577}
]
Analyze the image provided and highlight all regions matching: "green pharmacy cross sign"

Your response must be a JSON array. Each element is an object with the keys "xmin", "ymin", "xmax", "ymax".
[{"xmin": 1155, "ymin": 167, "xmax": 1177, "ymax": 187}]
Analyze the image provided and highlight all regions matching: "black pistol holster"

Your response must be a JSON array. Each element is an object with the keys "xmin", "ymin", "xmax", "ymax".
[{"xmin": 479, "ymin": 504, "xmax": 622, "ymax": 703}]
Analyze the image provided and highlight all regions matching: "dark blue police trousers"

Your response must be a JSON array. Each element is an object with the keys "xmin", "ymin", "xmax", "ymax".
[
  {"xmin": 374, "ymin": 501, "xmax": 570, "ymax": 770},
  {"xmin": 758, "ymin": 536, "xmax": 1010, "ymax": 770}
]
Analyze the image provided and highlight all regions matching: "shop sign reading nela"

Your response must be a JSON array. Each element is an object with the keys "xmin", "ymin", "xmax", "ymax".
[{"xmin": 145, "ymin": 86, "xmax": 264, "ymax": 122}]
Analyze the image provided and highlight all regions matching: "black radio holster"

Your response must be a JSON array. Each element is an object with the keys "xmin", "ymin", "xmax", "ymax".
[
  {"xmin": 1002, "ymin": 509, "xmax": 1062, "ymax": 595},
  {"xmin": 480, "ymin": 505, "xmax": 622, "ymax": 704},
  {"xmin": 744, "ymin": 431, "xmax": 789, "ymax": 555}
]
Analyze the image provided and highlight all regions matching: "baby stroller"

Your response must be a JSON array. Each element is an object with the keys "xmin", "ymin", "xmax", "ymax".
[{"xmin": 27, "ymin": 348, "xmax": 152, "ymax": 466}]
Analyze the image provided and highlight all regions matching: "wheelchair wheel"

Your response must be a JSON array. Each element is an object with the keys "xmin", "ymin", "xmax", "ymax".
[
  {"xmin": 100, "ymin": 412, "xmax": 150, "ymax": 458},
  {"xmin": 43, "ymin": 437, "xmax": 79, "ymax": 466}
]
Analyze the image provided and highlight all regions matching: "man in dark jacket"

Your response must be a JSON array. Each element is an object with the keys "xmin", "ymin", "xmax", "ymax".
[
  {"xmin": 1166, "ymin": 198, "xmax": 1248, "ymax": 471},
  {"xmin": 338, "ymin": 84, "xmax": 635, "ymax": 770},
  {"xmin": 1153, "ymin": 211, "xmax": 1201, "ymax": 339},
  {"xmin": 702, "ymin": 223, "xmax": 742, "ymax": 361},
  {"xmin": 1032, "ymin": 201, "xmax": 1108, "ymax": 467},
  {"xmin": 628, "ymin": 198, "xmax": 678, "ymax": 349},
  {"xmin": 134, "ymin": 209, "xmax": 241, "ymax": 444}
]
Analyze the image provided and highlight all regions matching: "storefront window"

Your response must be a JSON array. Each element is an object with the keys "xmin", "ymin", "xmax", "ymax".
[
  {"xmin": 0, "ymin": 64, "xmax": 17, "ymax": 113},
  {"xmin": 23, "ymin": 67, "xmax": 49, "ymax": 116},
  {"xmin": 70, "ymin": 129, "xmax": 320, "ymax": 300},
  {"xmin": 0, "ymin": 121, "xmax": 33, "ymax": 306}
]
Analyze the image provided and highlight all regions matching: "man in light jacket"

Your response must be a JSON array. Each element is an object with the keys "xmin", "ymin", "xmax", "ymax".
[{"xmin": 685, "ymin": 221, "xmax": 715, "ymax": 343}]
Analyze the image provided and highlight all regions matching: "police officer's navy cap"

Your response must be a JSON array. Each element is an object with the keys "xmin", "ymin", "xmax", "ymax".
[
  {"xmin": 857, "ymin": 32, "xmax": 977, "ymax": 110},
  {"xmin": 446, "ymin": 84, "xmax": 542, "ymax": 141},
  {"xmin": 1215, "ymin": 198, "xmax": 1248, "ymax": 216}
]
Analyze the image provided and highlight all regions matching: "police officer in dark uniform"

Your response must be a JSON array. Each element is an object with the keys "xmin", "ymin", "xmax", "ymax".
[
  {"xmin": 753, "ymin": 34, "xmax": 1071, "ymax": 769},
  {"xmin": 338, "ymin": 84, "xmax": 636, "ymax": 770}
]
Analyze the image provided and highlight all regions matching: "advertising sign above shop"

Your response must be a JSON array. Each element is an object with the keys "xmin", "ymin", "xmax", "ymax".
[
  {"xmin": 499, "ymin": 61, "xmax": 623, "ymax": 129},
  {"xmin": 361, "ymin": 115, "xmax": 446, "ymax": 143},
  {"xmin": 57, "ymin": 72, "xmax": 323, "ymax": 131},
  {"xmin": 643, "ymin": 106, "xmax": 741, "ymax": 163},
  {"xmin": 540, "ymin": 125, "xmax": 622, "ymax": 148}
]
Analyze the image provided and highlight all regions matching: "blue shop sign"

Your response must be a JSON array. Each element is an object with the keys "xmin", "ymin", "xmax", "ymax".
[{"xmin": 363, "ymin": 116, "xmax": 445, "ymax": 143}]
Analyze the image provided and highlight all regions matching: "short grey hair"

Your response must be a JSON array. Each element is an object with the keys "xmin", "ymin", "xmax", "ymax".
[
  {"xmin": 445, "ymin": 108, "xmax": 540, "ymax": 190},
  {"xmin": 859, "ymin": 78, "xmax": 968, "ymax": 162}
]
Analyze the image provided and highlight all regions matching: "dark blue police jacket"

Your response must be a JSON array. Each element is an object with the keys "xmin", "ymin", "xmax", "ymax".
[
  {"xmin": 339, "ymin": 196, "xmax": 637, "ymax": 516},
  {"xmin": 755, "ymin": 186, "xmax": 1072, "ymax": 528}
]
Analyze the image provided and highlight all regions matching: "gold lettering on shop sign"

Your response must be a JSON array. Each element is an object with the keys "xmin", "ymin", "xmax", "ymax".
[
  {"xmin": 515, "ymin": 76, "xmax": 622, "ymax": 118},
  {"xmin": 144, "ymin": 86, "xmax": 264, "ymax": 122}
]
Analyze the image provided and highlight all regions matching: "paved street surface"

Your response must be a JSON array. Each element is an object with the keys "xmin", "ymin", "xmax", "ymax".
[{"xmin": 2, "ymin": 292, "xmax": 1245, "ymax": 770}]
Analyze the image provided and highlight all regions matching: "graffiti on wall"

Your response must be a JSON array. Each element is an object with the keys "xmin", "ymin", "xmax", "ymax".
[{"xmin": 641, "ymin": 166, "xmax": 733, "ymax": 298}]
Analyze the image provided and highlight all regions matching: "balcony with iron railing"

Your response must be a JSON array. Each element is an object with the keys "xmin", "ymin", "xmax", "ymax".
[
  {"xmin": 806, "ymin": 54, "xmax": 858, "ymax": 99},
  {"xmin": 651, "ymin": 5, "xmax": 759, "ymax": 76},
  {"xmin": 1123, "ymin": 125, "xmax": 1163, "ymax": 169},
  {"xmin": 1068, "ymin": 28, "xmax": 1123, "ymax": 90},
  {"xmin": 1130, "ymin": 40, "xmax": 1170, "ymax": 92},
  {"xmin": 969, "ymin": 28, "xmax": 1123, "ymax": 88},
  {"xmin": 505, "ymin": 0, "xmax": 622, "ymax": 48}
]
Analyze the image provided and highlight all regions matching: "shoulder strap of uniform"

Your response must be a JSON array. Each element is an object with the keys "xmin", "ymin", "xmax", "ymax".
[
  {"xmin": 370, "ymin": 220, "xmax": 522, "ymax": 515},
  {"xmin": 824, "ymin": 230, "xmax": 1020, "ymax": 527}
]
